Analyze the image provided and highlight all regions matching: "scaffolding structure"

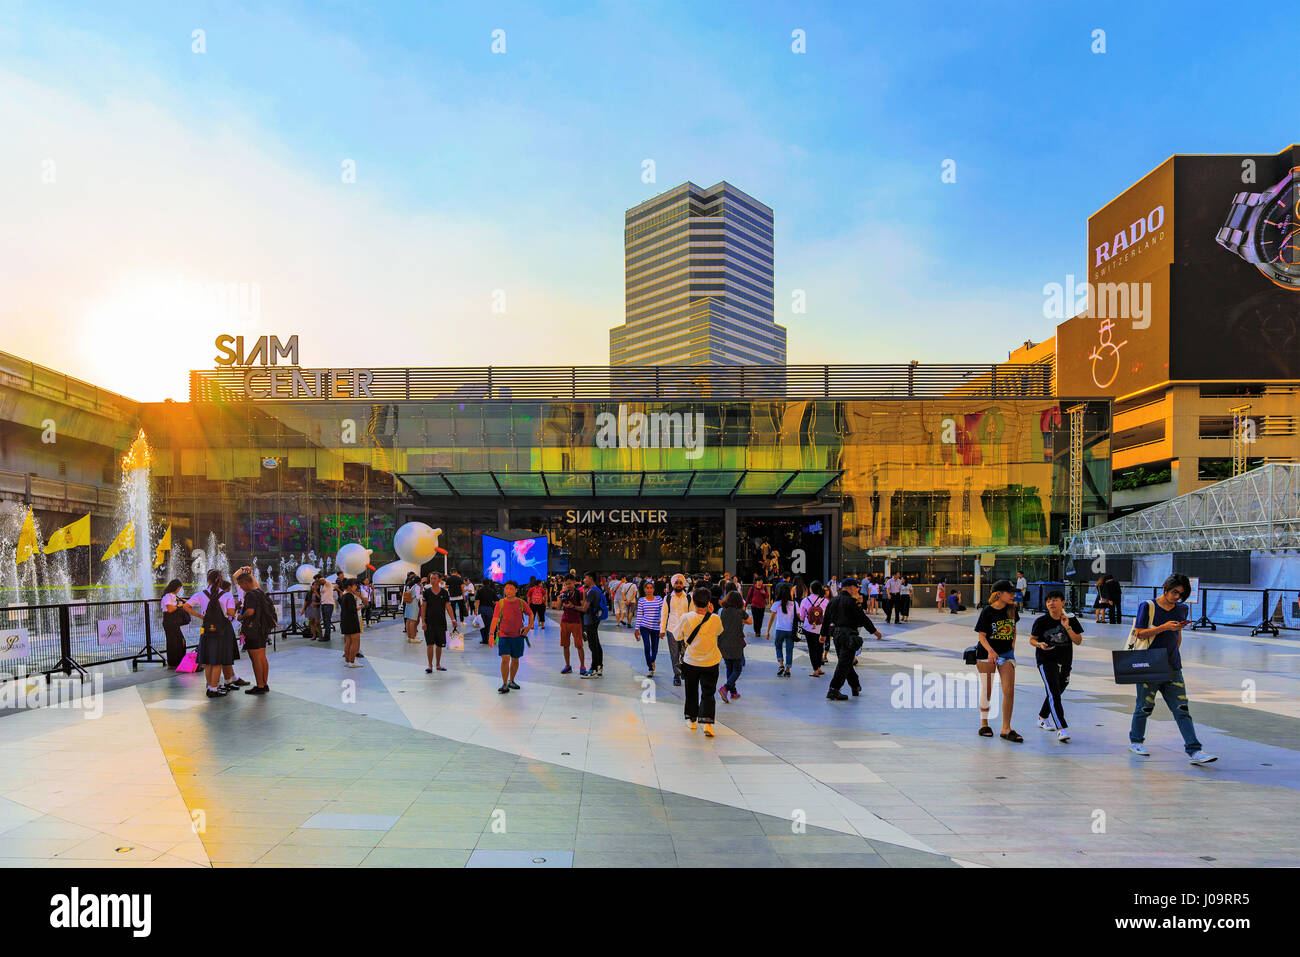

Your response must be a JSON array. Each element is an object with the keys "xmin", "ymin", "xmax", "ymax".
[
  {"xmin": 1066, "ymin": 403, "xmax": 1086, "ymax": 543},
  {"xmin": 1230, "ymin": 404, "xmax": 1251, "ymax": 477},
  {"xmin": 1066, "ymin": 463, "xmax": 1300, "ymax": 557}
]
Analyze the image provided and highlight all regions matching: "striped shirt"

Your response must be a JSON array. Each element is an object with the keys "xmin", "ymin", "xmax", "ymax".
[{"xmin": 635, "ymin": 596, "xmax": 662, "ymax": 630}]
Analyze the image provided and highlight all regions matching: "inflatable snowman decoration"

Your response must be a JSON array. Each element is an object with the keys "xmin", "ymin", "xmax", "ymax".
[{"xmin": 372, "ymin": 523, "xmax": 443, "ymax": 585}]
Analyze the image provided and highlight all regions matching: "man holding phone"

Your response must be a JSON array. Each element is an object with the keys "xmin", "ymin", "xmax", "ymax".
[{"xmin": 1127, "ymin": 574, "xmax": 1217, "ymax": 765}]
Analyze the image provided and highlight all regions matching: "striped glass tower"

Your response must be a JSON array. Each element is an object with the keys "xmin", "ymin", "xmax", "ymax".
[{"xmin": 611, "ymin": 182, "xmax": 785, "ymax": 366}]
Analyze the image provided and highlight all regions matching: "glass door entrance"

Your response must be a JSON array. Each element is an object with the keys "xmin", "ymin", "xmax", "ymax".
[{"xmin": 737, "ymin": 515, "xmax": 827, "ymax": 583}]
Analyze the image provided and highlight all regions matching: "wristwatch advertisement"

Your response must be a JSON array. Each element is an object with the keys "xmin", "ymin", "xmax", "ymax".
[{"xmin": 1215, "ymin": 166, "xmax": 1300, "ymax": 291}]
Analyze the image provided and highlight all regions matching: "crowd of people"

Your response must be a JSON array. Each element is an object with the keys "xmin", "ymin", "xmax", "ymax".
[{"xmin": 164, "ymin": 560, "xmax": 1219, "ymax": 764}]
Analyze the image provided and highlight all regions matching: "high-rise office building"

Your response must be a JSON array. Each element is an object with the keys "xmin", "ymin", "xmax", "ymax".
[{"xmin": 611, "ymin": 181, "xmax": 786, "ymax": 366}]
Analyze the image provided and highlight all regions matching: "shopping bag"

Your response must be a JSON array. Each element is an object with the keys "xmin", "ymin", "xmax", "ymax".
[
  {"xmin": 176, "ymin": 650, "xmax": 199, "ymax": 673},
  {"xmin": 466, "ymin": 613, "xmax": 484, "ymax": 631},
  {"xmin": 1111, "ymin": 647, "xmax": 1172, "ymax": 685},
  {"xmin": 448, "ymin": 633, "xmax": 464, "ymax": 651}
]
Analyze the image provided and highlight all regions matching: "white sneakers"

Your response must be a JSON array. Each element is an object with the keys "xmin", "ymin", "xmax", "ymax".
[
  {"xmin": 1128, "ymin": 743, "xmax": 1218, "ymax": 764},
  {"xmin": 1057, "ymin": 729, "xmax": 1070, "ymax": 742},
  {"xmin": 1037, "ymin": 718, "xmax": 1055, "ymax": 731}
]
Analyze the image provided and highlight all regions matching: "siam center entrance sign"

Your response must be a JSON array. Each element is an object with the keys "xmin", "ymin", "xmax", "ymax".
[{"xmin": 213, "ymin": 334, "xmax": 374, "ymax": 399}]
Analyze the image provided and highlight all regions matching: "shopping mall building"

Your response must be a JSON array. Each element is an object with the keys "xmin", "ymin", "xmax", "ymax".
[{"xmin": 0, "ymin": 351, "xmax": 1110, "ymax": 586}]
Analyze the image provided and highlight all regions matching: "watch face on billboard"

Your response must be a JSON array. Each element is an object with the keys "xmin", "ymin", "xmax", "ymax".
[{"xmin": 1171, "ymin": 148, "xmax": 1300, "ymax": 380}]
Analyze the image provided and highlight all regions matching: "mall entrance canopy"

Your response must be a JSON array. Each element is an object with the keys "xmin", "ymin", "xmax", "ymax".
[{"xmin": 396, "ymin": 468, "xmax": 844, "ymax": 500}]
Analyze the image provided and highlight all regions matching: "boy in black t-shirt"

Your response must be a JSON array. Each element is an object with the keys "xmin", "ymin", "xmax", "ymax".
[
  {"xmin": 973, "ymin": 580, "xmax": 1021, "ymax": 741},
  {"xmin": 1029, "ymin": 589, "xmax": 1082, "ymax": 742}
]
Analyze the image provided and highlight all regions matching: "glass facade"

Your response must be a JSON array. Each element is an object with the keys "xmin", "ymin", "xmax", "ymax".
[{"xmin": 127, "ymin": 396, "xmax": 1110, "ymax": 580}]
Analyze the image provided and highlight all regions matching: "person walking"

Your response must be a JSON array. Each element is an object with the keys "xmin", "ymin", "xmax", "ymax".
[
  {"xmin": 898, "ymin": 575, "xmax": 913, "ymax": 622},
  {"xmin": 717, "ymin": 590, "xmax": 750, "ymax": 703},
  {"xmin": 490, "ymin": 580, "xmax": 534, "ymax": 693},
  {"xmin": 403, "ymin": 573, "xmax": 423, "ymax": 642},
  {"xmin": 765, "ymin": 583, "xmax": 797, "ymax": 677},
  {"xmin": 445, "ymin": 571, "xmax": 466, "ymax": 635},
  {"xmin": 475, "ymin": 579, "xmax": 498, "ymax": 645},
  {"xmin": 234, "ymin": 568, "xmax": 273, "ymax": 694},
  {"xmin": 974, "ymin": 580, "xmax": 1021, "ymax": 741},
  {"xmin": 557, "ymin": 576, "xmax": 588, "ymax": 675},
  {"xmin": 660, "ymin": 573, "xmax": 692, "ymax": 687},
  {"xmin": 160, "ymin": 578, "xmax": 191, "ymax": 670},
  {"xmin": 318, "ymin": 574, "xmax": 337, "ymax": 641},
  {"xmin": 797, "ymin": 580, "xmax": 830, "ymax": 677},
  {"xmin": 580, "ymin": 572, "xmax": 607, "ymax": 678},
  {"xmin": 1102, "ymin": 574, "xmax": 1123, "ymax": 625},
  {"xmin": 619, "ymin": 576, "xmax": 640, "ymax": 630},
  {"xmin": 1030, "ymin": 589, "xmax": 1081, "ymax": 742},
  {"xmin": 1014, "ymin": 570, "xmax": 1028, "ymax": 614},
  {"xmin": 526, "ymin": 578, "xmax": 548, "ymax": 634},
  {"xmin": 339, "ymin": 578, "xmax": 363, "ymax": 668},
  {"xmin": 866, "ymin": 576, "xmax": 880, "ymax": 614},
  {"xmin": 635, "ymin": 579, "xmax": 663, "ymax": 676},
  {"xmin": 191, "ymin": 569, "xmax": 239, "ymax": 699},
  {"xmin": 1093, "ymin": 575, "xmax": 1110, "ymax": 624},
  {"xmin": 745, "ymin": 575, "xmax": 768, "ymax": 638},
  {"xmin": 825, "ymin": 578, "xmax": 881, "ymax": 700},
  {"xmin": 678, "ymin": 586, "xmax": 723, "ymax": 737},
  {"xmin": 420, "ymin": 575, "xmax": 451, "ymax": 673},
  {"xmin": 883, "ymin": 571, "xmax": 902, "ymax": 624},
  {"xmin": 1127, "ymin": 574, "xmax": 1218, "ymax": 764}
]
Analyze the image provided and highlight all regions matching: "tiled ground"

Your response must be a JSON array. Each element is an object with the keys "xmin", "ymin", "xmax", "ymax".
[{"xmin": 1, "ymin": 606, "xmax": 1297, "ymax": 867}]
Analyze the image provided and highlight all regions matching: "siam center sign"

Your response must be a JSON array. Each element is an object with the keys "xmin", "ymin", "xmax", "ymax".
[{"xmin": 213, "ymin": 334, "xmax": 374, "ymax": 398}]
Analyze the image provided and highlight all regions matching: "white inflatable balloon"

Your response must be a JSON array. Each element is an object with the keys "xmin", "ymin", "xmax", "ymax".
[
  {"xmin": 336, "ymin": 543, "xmax": 373, "ymax": 576},
  {"xmin": 372, "ymin": 560, "xmax": 421, "ymax": 585},
  {"xmin": 393, "ymin": 523, "xmax": 442, "ymax": 565},
  {"xmin": 296, "ymin": 565, "xmax": 320, "ymax": 585}
]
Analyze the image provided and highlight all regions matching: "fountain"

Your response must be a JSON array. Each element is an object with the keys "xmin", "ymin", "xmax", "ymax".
[{"xmin": 103, "ymin": 429, "xmax": 156, "ymax": 600}]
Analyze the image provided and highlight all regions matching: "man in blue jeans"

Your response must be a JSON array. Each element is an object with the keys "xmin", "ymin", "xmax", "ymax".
[{"xmin": 1128, "ymin": 573, "xmax": 1218, "ymax": 765}]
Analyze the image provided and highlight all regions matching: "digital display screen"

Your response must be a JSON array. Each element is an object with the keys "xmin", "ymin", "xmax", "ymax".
[{"xmin": 482, "ymin": 534, "xmax": 548, "ymax": 584}]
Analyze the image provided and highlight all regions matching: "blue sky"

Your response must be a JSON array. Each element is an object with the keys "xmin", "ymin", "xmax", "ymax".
[{"xmin": 1, "ymin": 1, "xmax": 1296, "ymax": 399}]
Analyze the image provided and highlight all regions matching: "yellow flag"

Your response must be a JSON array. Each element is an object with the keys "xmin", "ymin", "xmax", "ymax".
[
  {"xmin": 100, "ymin": 521, "xmax": 136, "ymax": 562},
  {"xmin": 15, "ymin": 509, "xmax": 38, "ymax": 564},
  {"xmin": 154, "ymin": 524, "xmax": 172, "ymax": 568},
  {"xmin": 45, "ymin": 514, "xmax": 90, "ymax": 554}
]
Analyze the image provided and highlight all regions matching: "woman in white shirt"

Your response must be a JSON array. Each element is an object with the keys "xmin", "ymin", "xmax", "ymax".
[
  {"xmin": 187, "ymin": 569, "xmax": 245, "ymax": 697},
  {"xmin": 160, "ymin": 578, "xmax": 190, "ymax": 669},
  {"xmin": 764, "ymin": 583, "xmax": 798, "ymax": 677}
]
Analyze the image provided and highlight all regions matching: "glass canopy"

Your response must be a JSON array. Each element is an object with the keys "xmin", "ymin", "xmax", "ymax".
[{"xmin": 397, "ymin": 469, "xmax": 843, "ymax": 499}]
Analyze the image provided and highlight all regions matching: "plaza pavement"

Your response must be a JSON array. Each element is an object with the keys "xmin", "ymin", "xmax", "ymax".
[{"xmin": 0, "ymin": 605, "xmax": 1296, "ymax": 868}]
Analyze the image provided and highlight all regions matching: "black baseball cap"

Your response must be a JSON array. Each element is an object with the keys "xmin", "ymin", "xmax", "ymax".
[
  {"xmin": 991, "ymin": 579, "xmax": 1015, "ymax": 595},
  {"xmin": 841, "ymin": 577, "xmax": 860, "ymax": 589}
]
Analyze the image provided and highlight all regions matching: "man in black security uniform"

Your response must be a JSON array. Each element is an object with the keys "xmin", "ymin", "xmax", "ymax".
[{"xmin": 825, "ymin": 578, "xmax": 883, "ymax": 701}]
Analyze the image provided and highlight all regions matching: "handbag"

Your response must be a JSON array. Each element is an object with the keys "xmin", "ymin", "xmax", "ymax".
[
  {"xmin": 176, "ymin": 650, "xmax": 199, "ymax": 673},
  {"xmin": 1125, "ymin": 601, "xmax": 1155, "ymax": 650},
  {"xmin": 963, "ymin": 645, "xmax": 979, "ymax": 665},
  {"xmin": 448, "ymin": 633, "xmax": 465, "ymax": 651},
  {"xmin": 1112, "ymin": 646, "xmax": 1172, "ymax": 685}
]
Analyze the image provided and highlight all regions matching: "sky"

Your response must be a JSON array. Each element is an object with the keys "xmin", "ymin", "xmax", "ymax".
[{"xmin": 1, "ymin": 0, "xmax": 1297, "ymax": 401}]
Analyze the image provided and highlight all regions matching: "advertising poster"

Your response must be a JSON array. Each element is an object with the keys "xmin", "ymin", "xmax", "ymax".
[
  {"xmin": 96, "ymin": 618, "xmax": 125, "ymax": 647},
  {"xmin": 0, "ymin": 628, "xmax": 30, "ymax": 663}
]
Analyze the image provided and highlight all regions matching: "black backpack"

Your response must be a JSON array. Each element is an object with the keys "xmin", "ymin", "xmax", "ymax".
[{"xmin": 201, "ymin": 587, "xmax": 230, "ymax": 637}]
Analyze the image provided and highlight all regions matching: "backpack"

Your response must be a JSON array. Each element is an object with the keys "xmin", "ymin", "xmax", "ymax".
[
  {"xmin": 201, "ymin": 587, "xmax": 230, "ymax": 638},
  {"xmin": 260, "ymin": 591, "xmax": 279, "ymax": 632},
  {"xmin": 805, "ymin": 597, "xmax": 826, "ymax": 633},
  {"xmin": 593, "ymin": 587, "xmax": 609, "ymax": 621}
]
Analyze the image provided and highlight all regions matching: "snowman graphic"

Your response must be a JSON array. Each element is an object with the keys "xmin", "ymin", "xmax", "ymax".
[{"xmin": 1088, "ymin": 319, "xmax": 1128, "ymax": 389}]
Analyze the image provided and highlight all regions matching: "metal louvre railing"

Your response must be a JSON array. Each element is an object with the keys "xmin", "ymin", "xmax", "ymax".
[{"xmin": 190, "ymin": 361, "xmax": 1055, "ymax": 403}]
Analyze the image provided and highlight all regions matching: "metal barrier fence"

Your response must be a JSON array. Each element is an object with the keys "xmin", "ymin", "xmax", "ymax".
[
  {"xmin": 1072, "ymin": 585, "xmax": 1295, "ymax": 636},
  {"xmin": 0, "ymin": 584, "xmax": 413, "ymax": 680}
]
